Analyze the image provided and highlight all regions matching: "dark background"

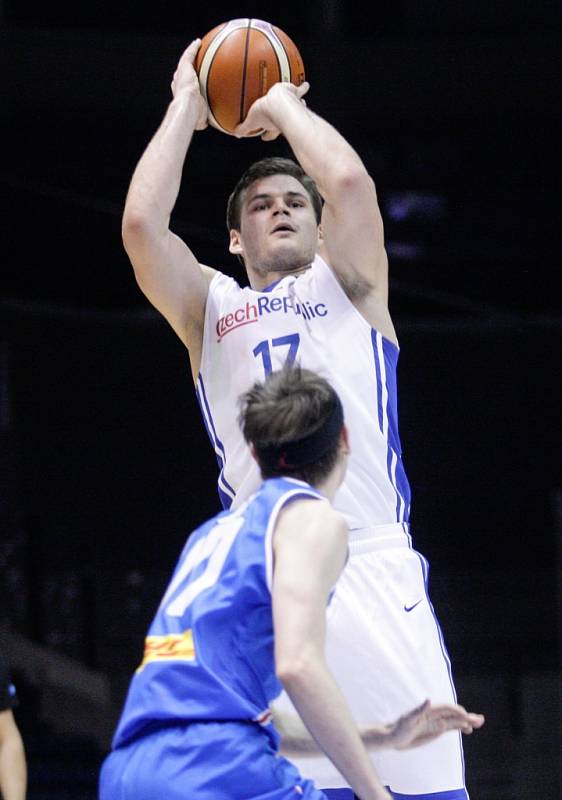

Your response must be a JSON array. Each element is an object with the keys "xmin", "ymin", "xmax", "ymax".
[{"xmin": 1, "ymin": 3, "xmax": 561, "ymax": 799}]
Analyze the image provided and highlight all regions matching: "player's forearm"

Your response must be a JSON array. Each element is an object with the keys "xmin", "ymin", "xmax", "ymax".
[
  {"xmin": 271, "ymin": 705, "xmax": 321, "ymax": 753},
  {"xmin": 280, "ymin": 659, "xmax": 389, "ymax": 800},
  {"xmin": 268, "ymin": 90, "xmax": 371, "ymax": 204},
  {"xmin": 274, "ymin": 707, "xmax": 401, "ymax": 754},
  {"xmin": 123, "ymin": 91, "xmax": 201, "ymax": 238},
  {"xmin": 0, "ymin": 737, "xmax": 27, "ymax": 800}
]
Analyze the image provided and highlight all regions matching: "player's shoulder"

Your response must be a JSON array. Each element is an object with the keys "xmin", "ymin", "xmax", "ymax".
[
  {"xmin": 308, "ymin": 252, "xmax": 337, "ymax": 284},
  {"xmin": 310, "ymin": 251, "xmax": 399, "ymax": 345},
  {"xmin": 306, "ymin": 252, "xmax": 363, "ymax": 308},
  {"xmin": 204, "ymin": 264, "xmax": 247, "ymax": 298},
  {"xmin": 199, "ymin": 263, "xmax": 220, "ymax": 284},
  {"xmin": 273, "ymin": 496, "xmax": 348, "ymax": 571},
  {"xmin": 278, "ymin": 492, "xmax": 345, "ymax": 536},
  {"xmin": 318, "ymin": 505, "xmax": 349, "ymax": 540}
]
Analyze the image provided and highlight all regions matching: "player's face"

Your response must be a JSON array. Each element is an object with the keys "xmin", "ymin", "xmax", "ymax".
[{"xmin": 229, "ymin": 174, "xmax": 321, "ymax": 281}]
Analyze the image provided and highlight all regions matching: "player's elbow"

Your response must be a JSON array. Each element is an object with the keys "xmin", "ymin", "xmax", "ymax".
[
  {"xmin": 276, "ymin": 651, "xmax": 318, "ymax": 690},
  {"xmin": 121, "ymin": 209, "xmax": 164, "ymax": 281},
  {"xmin": 330, "ymin": 159, "xmax": 375, "ymax": 198},
  {"xmin": 122, "ymin": 207, "xmax": 152, "ymax": 253}
]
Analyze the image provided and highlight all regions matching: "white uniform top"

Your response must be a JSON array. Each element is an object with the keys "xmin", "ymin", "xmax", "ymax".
[{"xmin": 197, "ymin": 254, "xmax": 412, "ymax": 541}]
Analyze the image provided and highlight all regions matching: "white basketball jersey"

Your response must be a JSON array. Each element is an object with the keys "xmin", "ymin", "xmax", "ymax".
[{"xmin": 197, "ymin": 255, "xmax": 411, "ymax": 538}]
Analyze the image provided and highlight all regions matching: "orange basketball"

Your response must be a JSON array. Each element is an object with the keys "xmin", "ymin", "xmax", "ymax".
[{"xmin": 194, "ymin": 18, "xmax": 305, "ymax": 136}]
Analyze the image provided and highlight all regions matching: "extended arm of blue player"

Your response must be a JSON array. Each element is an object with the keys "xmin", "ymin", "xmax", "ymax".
[{"xmin": 272, "ymin": 699, "xmax": 484, "ymax": 755}]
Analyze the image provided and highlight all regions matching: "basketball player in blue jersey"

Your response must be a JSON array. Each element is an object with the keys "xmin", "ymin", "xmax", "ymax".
[
  {"xmin": 99, "ymin": 367, "xmax": 483, "ymax": 800},
  {"xmin": 120, "ymin": 38, "xmax": 480, "ymax": 798}
]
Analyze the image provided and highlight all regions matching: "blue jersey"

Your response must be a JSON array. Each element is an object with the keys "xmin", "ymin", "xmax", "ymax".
[{"xmin": 112, "ymin": 477, "xmax": 322, "ymax": 750}]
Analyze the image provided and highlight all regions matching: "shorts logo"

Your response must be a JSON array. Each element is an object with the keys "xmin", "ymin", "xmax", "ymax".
[
  {"xmin": 216, "ymin": 295, "xmax": 328, "ymax": 341},
  {"xmin": 404, "ymin": 600, "xmax": 422, "ymax": 613},
  {"xmin": 136, "ymin": 629, "xmax": 195, "ymax": 671}
]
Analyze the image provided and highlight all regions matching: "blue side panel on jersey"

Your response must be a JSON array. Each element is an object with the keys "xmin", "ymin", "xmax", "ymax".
[
  {"xmin": 323, "ymin": 790, "xmax": 354, "ymax": 800},
  {"xmin": 395, "ymin": 462, "xmax": 411, "ymax": 522},
  {"xmin": 381, "ymin": 340, "xmax": 401, "ymax": 455},
  {"xmin": 197, "ymin": 376, "xmax": 235, "ymax": 495},
  {"xmin": 217, "ymin": 485, "xmax": 233, "ymax": 510},
  {"xmin": 371, "ymin": 331, "xmax": 412, "ymax": 523},
  {"xmin": 196, "ymin": 376, "xmax": 235, "ymax": 509},
  {"xmin": 381, "ymin": 337, "xmax": 412, "ymax": 522},
  {"xmin": 372, "ymin": 332, "xmax": 385, "ymax": 433}
]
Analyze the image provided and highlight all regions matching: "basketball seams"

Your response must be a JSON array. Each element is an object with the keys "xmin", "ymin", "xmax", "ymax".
[
  {"xmin": 261, "ymin": 23, "xmax": 291, "ymax": 82},
  {"xmin": 239, "ymin": 20, "xmax": 252, "ymax": 127},
  {"xmin": 244, "ymin": 20, "xmax": 285, "ymax": 120},
  {"xmin": 249, "ymin": 19, "xmax": 289, "ymax": 82},
  {"xmin": 198, "ymin": 20, "xmax": 248, "ymax": 133},
  {"xmin": 262, "ymin": 31, "xmax": 283, "ymax": 97}
]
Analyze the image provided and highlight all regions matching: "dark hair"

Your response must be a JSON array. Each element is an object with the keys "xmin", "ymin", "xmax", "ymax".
[
  {"xmin": 226, "ymin": 157, "xmax": 323, "ymax": 232},
  {"xmin": 239, "ymin": 366, "xmax": 343, "ymax": 485}
]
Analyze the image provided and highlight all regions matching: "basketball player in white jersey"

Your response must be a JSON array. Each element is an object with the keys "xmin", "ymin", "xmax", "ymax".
[{"xmin": 121, "ymin": 38, "xmax": 477, "ymax": 798}]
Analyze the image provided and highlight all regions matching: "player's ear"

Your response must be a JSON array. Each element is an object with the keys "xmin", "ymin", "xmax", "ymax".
[
  {"xmin": 340, "ymin": 424, "xmax": 350, "ymax": 456},
  {"xmin": 229, "ymin": 228, "xmax": 243, "ymax": 255}
]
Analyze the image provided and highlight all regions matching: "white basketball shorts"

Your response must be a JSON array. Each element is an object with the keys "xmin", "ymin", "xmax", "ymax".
[{"xmin": 275, "ymin": 524, "xmax": 467, "ymax": 797}]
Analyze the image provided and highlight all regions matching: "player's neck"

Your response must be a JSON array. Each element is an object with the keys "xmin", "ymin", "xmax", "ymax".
[
  {"xmin": 313, "ymin": 459, "xmax": 347, "ymax": 503},
  {"xmin": 248, "ymin": 263, "xmax": 312, "ymax": 291}
]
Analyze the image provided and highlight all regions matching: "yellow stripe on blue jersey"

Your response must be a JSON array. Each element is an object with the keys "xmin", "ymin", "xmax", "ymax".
[
  {"xmin": 111, "ymin": 478, "xmax": 322, "ymax": 751},
  {"xmin": 136, "ymin": 630, "xmax": 195, "ymax": 672}
]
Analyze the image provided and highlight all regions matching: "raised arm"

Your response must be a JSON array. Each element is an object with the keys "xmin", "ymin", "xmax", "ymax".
[
  {"xmin": 236, "ymin": 83, "xmax": 396, "ymax": 343},
  {"xmin": 272, "ymin": 499, "xmax": 391, "ymax": 800},
  {"xmin": 122, "ymin": 40, "xmax": 217, "ymax": 371}
]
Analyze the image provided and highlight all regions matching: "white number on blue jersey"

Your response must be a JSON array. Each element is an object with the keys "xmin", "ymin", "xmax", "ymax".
[{"xmin": 161, "ymin": 515, "xmax": 245, "ymax": 617}]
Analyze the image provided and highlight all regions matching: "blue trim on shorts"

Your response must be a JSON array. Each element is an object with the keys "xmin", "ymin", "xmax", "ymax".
[
  {"xmin": 324, "ymin": 789, "xmax": 468, "ymax": 800},
  {"xmin": 389, "ymin": 789, "xmax": 468, "ymax": 799},
  {"xmin": 413, "ymin": 550, "xmax": 467, "ymax": 790}
]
